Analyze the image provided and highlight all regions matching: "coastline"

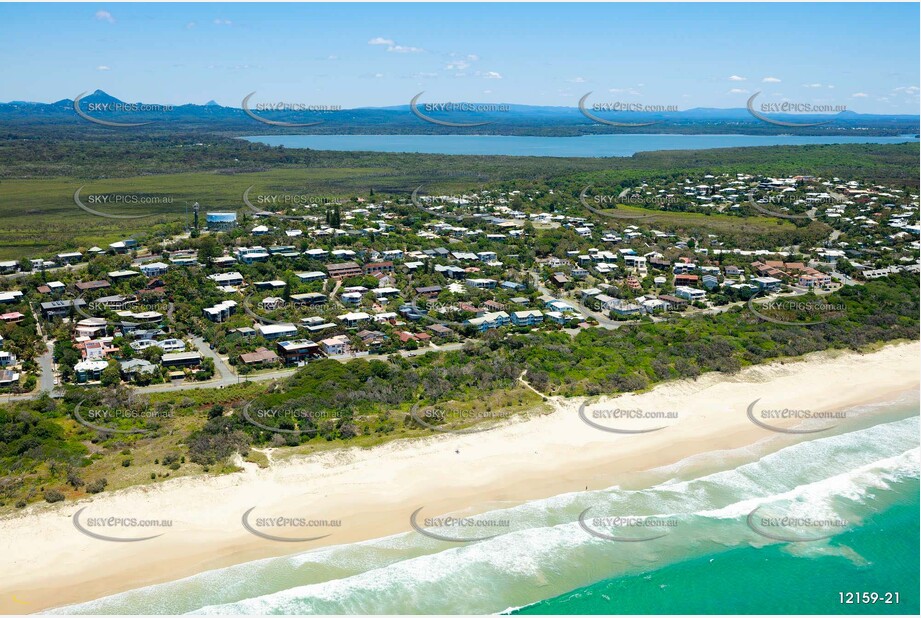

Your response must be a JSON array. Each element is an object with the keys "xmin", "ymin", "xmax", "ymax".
[{"xmin": 1, "ymin": 341, "xmax": 918, "ymax": 614}]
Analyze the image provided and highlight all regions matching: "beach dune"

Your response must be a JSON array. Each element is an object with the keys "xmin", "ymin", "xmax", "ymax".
[{"xmin": 0, "ymin": 342, "xmax": 918, "ymax": 614}]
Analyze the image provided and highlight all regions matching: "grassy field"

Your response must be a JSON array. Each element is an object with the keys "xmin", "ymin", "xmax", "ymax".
[
  {"xmin": 0, "ymin": 168, "xmax": 482, "ymax": 259},
  {"xmin": 596, "ymin": 203, "xmax": 798, "ymax": 234}
]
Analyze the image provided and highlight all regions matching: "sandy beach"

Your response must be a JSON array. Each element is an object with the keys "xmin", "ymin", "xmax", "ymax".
[{"xmin": 1, "ymin": 341, "xmax": 918, "ymax": 614}]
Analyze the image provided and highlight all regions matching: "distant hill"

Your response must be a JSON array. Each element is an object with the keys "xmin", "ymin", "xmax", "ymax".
[{"xmin": 1, "ymin": 90, "xmax": 917, "ymax": 137}]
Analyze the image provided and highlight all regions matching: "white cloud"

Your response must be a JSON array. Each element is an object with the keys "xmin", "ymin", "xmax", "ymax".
[
  {"xmin": 96, "ymin": 65, "xmax": 111, "ymax": 71},
  {"xmin": 388, "ymin": 45, "xmax": 423, "ymax": 53},
  {"xmin": 483, "ymin": 89, "xmax": 492, "ymax": 94},
  {"xmin": 894, "ymin": 86, "xmax": 920, "ymax": 96},
  {"xmin": 762, "ymin": 77, "xmax": 781, "ymax": 83},
  {"xmin": 213, "ymin": 18, "xmax": 232, "ymax": 26},
  {"xmin": 851, "ymin": 92, "xmax": 868, "ymax": 98},
  {"xmin": 568, "ymin": 77, "xmax": 586, "ymax": 83},
  {"xmin": 729, "ymin": 75, "xmax": 746, "ymax": 81},
  {"xmin": 94, "ymin": 10, "xmax": 115, "ymax": 24},
  {"xmin": 803, "ymin": 83, "xmax": 824, "ymax": 88},
  {"xmin": 185, "ymin": 22, "xmax": 196, "ymax": 29},
  {"xmin": 466, "ymin": 54, "xmax": 479, "ymax": 62},
  {"xmin": 446, "ymin": 60, "xmax": 470, "ymax": 70},
  {"xmin": 479, "ymin": 71, "xmax": 502, "ymax": 80},
  {"xmin": 728, "ymin": 88, "xmax": 749, "ymax": 94},
  {"xmin": 368, "ymin": 37, "xmax": 422, "ymax": 53}
]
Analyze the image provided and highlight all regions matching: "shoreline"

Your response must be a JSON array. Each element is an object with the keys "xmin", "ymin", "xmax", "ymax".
[{"xmin": 1, "ymin": 341, "xmax": 918, "ymax": 614}]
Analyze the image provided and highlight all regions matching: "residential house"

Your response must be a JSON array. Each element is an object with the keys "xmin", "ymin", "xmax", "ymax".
[
  {"xmin": 208, "ymin": 272, "xmax": 245, "ymax": 287},
  {"xmin": 753, "ymin": 276, "xmax": 783, "ymax": 292},
  {"xmin": 415, "ymin": 285, "xmax": 442, "ymax": 299},
  {"xmin": 338, "ymin": 311, "xmax": 371, "ymax": 328},
  {"xmin": 139, "ymin": 262, "xmax": 169, "ymax": 277},
  {"xmin": 74, "ymin": 359, "xmax": 108, "ymax": 383},
  {"xmin": 291, "ymin": 293, "xmax": 327, "ymax": 306},
  {"xmin": 161, "ymin": 352, "xmax": 203, "ymax": 368},
  {"xmin": 276, "ymin": 340, "xmax": 322, "ymax": 365},
  {"xmin": 674, "ymin": 286, "xmax": 707, "ymax": 302},
  {"xmin": 327, "ymin": 262, "xmax": 363, "ymax": 280},
  {"xmin": 40, "ymin": 299, "xmax": 86, "ymax": 319},
  {"xmin": 255, "ymin": 323, "xmax": 298, "ymax": 340},
  {"xmin": 203, "ymin": 300, "xmax": 237, "ymax": 322},
  {"xmin": 510, "ymin": 310, "xmax": 543, "ymax": 326},
  {"xmin": 466, "ymin": 311, "xmax": 510, "ymax": 331},
  {"xmin": 321, "ymin": 334, "xmax": 351, "ymax": 356},
  {"xmin": 363, "ymin": 261, "xmax": 395, "ymax": 276}
]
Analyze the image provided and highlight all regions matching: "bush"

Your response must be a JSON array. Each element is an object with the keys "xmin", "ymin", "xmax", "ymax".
[
  {"xmin": 86, "ymin": 478, "xmax": 108, "ymax": 494},
  {"xmin": 66, "ymin": 469, "xmax": 85, "ymax": 488},
  {"xmin": 44, "ymin": 489, "xmax": 65, "ymax": 503}
]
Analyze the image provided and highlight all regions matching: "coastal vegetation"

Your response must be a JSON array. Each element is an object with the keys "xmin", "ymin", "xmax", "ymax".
[{"xmin": 1, "ymin": 273, "xmax": 916, "ymax": 511}]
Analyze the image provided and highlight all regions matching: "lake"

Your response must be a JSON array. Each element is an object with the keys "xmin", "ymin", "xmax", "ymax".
[{"xmin": 242, "ymin": 134, "xmax": 918, "ymax": 158}]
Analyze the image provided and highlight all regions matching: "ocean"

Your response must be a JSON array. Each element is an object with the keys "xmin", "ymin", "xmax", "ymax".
[
  {"xmin": 52, "ymin": 392, "xmax": 920, "ymax": 615},
  {"xmin": 240, "ymin": 134, "xmax": 919, "ymax": 158}
]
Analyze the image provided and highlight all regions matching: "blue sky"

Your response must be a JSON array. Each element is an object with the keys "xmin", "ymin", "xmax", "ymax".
[{"xmin": 1, "ymin": 3, "xmax": 918, "ymax": 113}]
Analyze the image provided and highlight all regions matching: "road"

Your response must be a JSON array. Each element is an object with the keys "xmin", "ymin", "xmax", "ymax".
[
  {"xmin": 38, "ymin": 342, "xmax": 56, "ymax": 392},
  {"xmin": 104, "ymin": 340, "xmax": 468, "ymax": 396}
]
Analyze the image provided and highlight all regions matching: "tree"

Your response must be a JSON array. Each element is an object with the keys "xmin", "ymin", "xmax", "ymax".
[
  {"xmin": 197, "ymin": 235, "xmax": 221, "ymax": 264},
  {"xmin": 100, "ymin": 363, "xmax": 121, "ymax": 387}
]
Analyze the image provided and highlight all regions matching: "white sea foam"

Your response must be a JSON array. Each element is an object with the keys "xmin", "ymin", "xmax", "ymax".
[{"xmin": 54, "ymin": 414, "xmax": 919, "ymax": 615}]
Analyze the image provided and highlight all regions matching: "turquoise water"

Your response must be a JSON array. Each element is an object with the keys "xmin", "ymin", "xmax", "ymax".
[
  {"xmin": 241, "ymin": 134, "xmax": 919, "ymax": 158},
  {"xmin": 53, "ymin": 394, "xmax": 920, "ymax": 615},
  {"xmin": 515, "ymin": 483, "xmax": 919, "ymax": 615}
]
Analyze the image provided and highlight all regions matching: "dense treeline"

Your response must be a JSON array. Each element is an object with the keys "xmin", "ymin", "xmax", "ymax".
[{"xmin": 0, "ymin": 125, "xmax": 917, "ymax": 188}]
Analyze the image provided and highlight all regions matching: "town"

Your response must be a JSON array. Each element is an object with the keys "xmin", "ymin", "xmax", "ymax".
[{"xmin": 0, "ymin": 172, "xmax": 917, "ymax": 395}]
